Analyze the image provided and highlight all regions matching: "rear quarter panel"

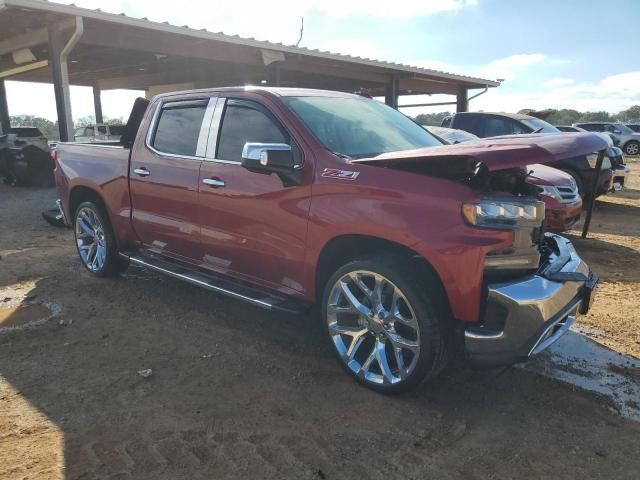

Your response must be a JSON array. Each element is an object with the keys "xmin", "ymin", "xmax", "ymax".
[{"xmin": 55, "ymin": 143, "xmax": 135, "ymax": 246}]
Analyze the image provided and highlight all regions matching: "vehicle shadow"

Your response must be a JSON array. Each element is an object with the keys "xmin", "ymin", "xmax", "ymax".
[
  {"xmin": 2, "ymin": 266, "xmax": 640, "ymax": 479},
  {"xmin": 567, "ymin": 234, "xmax": 640, "ymax": 282}
]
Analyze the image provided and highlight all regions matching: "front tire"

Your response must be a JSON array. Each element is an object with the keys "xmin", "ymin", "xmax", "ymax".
[
  {"xmin": 624, "ymin": 141, "xmax": 639, "ymax": 156},
  {"xmin": 321, "ymin": 255, "xmax": 450, "ymax": 393},
  {"xmin": 74, "ymin": 201, "xmax": 127, "ymax": 277}
]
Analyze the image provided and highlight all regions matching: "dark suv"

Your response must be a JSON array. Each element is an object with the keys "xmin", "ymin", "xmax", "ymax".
[{"xmin": 442, "ymin": 112, "xmax": 614, "ymax": 200}]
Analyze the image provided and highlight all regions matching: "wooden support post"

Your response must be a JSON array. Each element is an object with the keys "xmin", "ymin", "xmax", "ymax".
[
  {"xmin": 456, "ymin": 86, "xmax": 468, "ymax": 112},
  {"xmin": 93, "ymin": 85, "xmax": 103, "ymax": 124},
  {"xmin": 0, "ymin": 79, "xmax": 10, "ymax": 134}
]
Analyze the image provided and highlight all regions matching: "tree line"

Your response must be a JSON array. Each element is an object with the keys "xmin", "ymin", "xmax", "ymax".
[{"xmin": 414, "ymin": 105, "xmax": 640, "ymax": 127}]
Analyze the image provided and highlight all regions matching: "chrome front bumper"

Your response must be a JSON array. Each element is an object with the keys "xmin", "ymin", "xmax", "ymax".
[{"xmin": 465, "ymin": 235, "xmax": 597, "ymax": 367}]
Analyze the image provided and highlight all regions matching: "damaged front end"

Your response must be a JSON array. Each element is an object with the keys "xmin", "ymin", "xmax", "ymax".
[{"xmin": 353, "ymin": 133, "xmax": 607, "ymax": 366}]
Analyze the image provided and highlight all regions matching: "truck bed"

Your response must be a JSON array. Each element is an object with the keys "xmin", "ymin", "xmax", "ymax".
[{"xmin": 55, "ymin": 142, "xmax": 132, "ymax": 239}]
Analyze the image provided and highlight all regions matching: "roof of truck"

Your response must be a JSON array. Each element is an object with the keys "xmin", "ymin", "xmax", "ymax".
[
  {"xmin": 154, "ymin": 86, "xmax": 363, "ymax": 101},
  {"xmin": 454, "ymin": 112, "xmax": 537, "ymax": 120}
]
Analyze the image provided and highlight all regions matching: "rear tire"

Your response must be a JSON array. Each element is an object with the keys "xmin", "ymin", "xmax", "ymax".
[
  {"xmin": 624, "ymin": 141, "xmax": 639, "ymax": 157},
  {"xmin": 321, "ymin": 254, "xmax": 450, "ymax": 393},
  {"xmin": 74, "ymin": 201, "xmax": 127, "ymax": 277}
]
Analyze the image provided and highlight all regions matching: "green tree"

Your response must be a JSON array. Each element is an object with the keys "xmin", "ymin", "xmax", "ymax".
[
  {"xmin": 413, "ymin": 111, "xmax": 452, "ymax": 126},
  {"xmin": 617, "ymin": 105, "xmax": 640, "ymax": 122},
  {"xmin": 10, "ymin": 115, "xmax": 59, "ymax": 140}
]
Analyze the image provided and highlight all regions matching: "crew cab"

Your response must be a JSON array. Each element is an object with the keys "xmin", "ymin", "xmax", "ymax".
[
  {"xmin": 442, "ymin": 112, "xmax": 615, "ymax": 201},
  {"xmin": 54, "ymin": 88, "xmax": 603, "ymax": 392}
]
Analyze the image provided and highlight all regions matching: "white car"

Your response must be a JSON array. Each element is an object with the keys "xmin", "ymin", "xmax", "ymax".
[{"xmin": 74, "ymin": 124, "xmax": 125, "ymax": 142}]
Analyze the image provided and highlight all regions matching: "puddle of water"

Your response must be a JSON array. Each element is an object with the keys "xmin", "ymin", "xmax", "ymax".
[
  {"xmin": 0, "ymin": 303, "xmax": 53, "ymax": 328},
  {"xmin": 0, "ymin": 282, "xmax": 62, "ymax": 333},
  {"xmin": 525, "ymin": 328, "xmax": 640, "ymax": 422}
]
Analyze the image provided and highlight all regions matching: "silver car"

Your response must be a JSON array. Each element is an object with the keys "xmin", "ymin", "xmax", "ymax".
[{"xmin": 574, "ymin": 122, "xmax": 640, "ymax": 156}]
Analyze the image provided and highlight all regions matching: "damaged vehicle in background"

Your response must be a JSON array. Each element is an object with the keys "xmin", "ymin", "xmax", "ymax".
[
  {"xmin": 425, "ymin": 126, "xmax": 582, "ymax": 233},
  {"xmin": 53, "ymin": 88, "xmax": 604, "ymax": 392},
  {"xmin": 441, "ymin": 112, "xmax": 615, "ymax": 200},
  {"xmin": 0, "ymin": 127, "xmax": 53, "ymax": 186}
]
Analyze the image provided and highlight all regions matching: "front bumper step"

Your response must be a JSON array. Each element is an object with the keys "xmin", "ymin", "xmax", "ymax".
[{"xmin": 465, "ymin": 234, "xmax": 597, "ymax": 367}]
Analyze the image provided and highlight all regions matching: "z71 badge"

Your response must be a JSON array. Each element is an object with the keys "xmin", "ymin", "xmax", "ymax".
[{"xmin": 321, "ymin": 168, "xmax": 360, "ymax": 180}]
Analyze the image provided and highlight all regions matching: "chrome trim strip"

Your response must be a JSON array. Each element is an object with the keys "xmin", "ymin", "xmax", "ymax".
[
  {"xmin": 120, "ymin": 253, "xmax": 273, "ymax": 310},
  {"xmin": 197, "ymin": 97, "xmax": 217, "ymax": 157},
  {"xmin": 206, "ymin": 97, "xmax": 225, "ymax": 160},
  {"xmin": 464, "ymin": 329, "xmax": 503, "ymax": 340}
]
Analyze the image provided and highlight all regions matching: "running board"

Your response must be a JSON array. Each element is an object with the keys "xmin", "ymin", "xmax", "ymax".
[{"xmin": 119, "ymin": 252, "xmax": 310, "ymax": 315}]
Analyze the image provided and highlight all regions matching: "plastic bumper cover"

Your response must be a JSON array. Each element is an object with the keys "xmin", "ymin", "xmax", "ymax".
[{"xmin": 465, "ymin": 235, "xmax": 597, "ymax": 367}]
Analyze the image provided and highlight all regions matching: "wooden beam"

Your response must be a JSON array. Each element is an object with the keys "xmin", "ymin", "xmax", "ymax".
[
  {"xmin": 0, "ymin": 17, "xmax": 76, "ymax": 56},
  {"xmin": 0, "ymin": 59, "xmax": 48, "ymax": 79}
]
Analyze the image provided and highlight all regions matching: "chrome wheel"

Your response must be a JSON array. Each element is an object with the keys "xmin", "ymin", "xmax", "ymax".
[
  {"xmin": 326, "ymin": 270, "xmax": 421, "ymax": 385},
  {"xmin": 75, "ymin": 206, "xmax": 107, "ymax": 272}
]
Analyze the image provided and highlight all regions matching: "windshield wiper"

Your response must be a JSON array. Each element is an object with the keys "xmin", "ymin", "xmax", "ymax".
[
  {"xmin": 331, "ymin": 151, "xmax": 353, "ymax": 160},
  {"xmin": 532, "ymin": 127, "xmax": 545, "ymax": 133}
]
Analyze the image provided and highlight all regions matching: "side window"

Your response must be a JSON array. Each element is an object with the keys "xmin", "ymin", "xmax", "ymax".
[
  {"xmin": 483, "ymin": 117, "xmax": 518, "ymax": 137},
  {"xmin": 455, "ymin": 115, "xmax": 482, "ymax": 137},
  {"xmin": 85, "ymin": 126, "xmax": 95, "ymax": 137},
  {"xmin": 151, "ymin": 100, "xmax": 208, "ymax": 157},
  {"xmin": 74, "ymin": 127, "xmax": 84, "ymax": 137},
  {"xmin": 216, "ymin": 99, "xmax": 290, "ymax": 163},
  {"xmin": 97, "ymin": 126, "xmax": 107, "ymax": 134}
]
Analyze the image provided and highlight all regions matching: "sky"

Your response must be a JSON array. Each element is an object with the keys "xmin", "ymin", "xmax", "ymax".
[{"xmin": 5, "ymin": 0, "xmax": 640, "ymax": 122}]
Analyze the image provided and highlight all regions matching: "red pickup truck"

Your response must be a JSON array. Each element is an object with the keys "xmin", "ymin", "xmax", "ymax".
[{"xmin": 54, "ymin": 87, "xmax": 603, "ymax": 392}]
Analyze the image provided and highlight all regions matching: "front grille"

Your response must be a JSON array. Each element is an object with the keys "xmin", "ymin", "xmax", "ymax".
[{"xmin": 556, "ymin": 185, "xmax": 580, "ymax": 203}]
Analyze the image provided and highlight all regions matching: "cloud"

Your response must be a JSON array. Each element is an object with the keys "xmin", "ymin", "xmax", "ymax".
[
  {"xmin": 52, "ymin": 0, "xmax": 478, "ymax": 45},
  {"xmin": 472, "ymin": 71, "xmax": 640, "ymax": 113},
  {"xmin": 412, "ymin": 53, "xmax": 546, "ymax": 81},
  {"xmin": 541, "ymin": 77, "xmax": 575, "ymax": 88}
]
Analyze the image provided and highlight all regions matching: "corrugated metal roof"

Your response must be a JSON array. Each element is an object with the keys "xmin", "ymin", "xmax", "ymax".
[{"xmin": 0, "ymin": 0, "xmax": 499, "ymax": 88}]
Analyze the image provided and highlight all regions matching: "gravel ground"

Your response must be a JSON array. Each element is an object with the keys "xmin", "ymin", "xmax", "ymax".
[{"xmin": 1, "ymin": 166, "xmax": 639, "ymax": 480}]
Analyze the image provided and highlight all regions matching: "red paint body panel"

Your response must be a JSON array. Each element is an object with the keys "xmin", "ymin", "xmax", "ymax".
[{"xmin": 53, "ymin": 88, "xmax": 607, "ymax": 324}]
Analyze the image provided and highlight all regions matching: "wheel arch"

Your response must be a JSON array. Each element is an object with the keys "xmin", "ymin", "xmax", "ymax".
[
  {"xmin": 69, "ymin": 185, "xmax": 106, "ymax": 218},
  {"xmin": 314, "ymin": 234, "xmax": 451, "ymax": 314}
]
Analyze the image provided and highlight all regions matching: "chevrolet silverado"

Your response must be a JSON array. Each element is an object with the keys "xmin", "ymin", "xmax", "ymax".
[{"xmin": 53, "ymin": 87, "xmax": 604, "ymax": 392}]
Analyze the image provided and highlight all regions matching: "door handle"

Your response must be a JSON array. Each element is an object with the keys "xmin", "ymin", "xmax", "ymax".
[
  {"xmin": 134, "ymin": 167, "xmax": 150, "ymax": 177},
  {"xmin": 202, "ymin": 178, "xmax": 225, "ymax": 188}
]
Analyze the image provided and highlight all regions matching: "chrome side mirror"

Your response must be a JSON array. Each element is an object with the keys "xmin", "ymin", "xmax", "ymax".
[{"xmin": 241, "ymin": 142, "xmax": 295, "ymax": 172}]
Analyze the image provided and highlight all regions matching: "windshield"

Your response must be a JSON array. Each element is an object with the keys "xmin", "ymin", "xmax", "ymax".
[
  {"xmin": 284, "ymin": 96, "xmax": 442, "ymax": 158},
  {"xmin": 613, "ymin": 123, "xmax": 634, "ymax": 134},
  {"xmin": 520, "ymin": 118, "xmax": 559, "ymax": 133}
]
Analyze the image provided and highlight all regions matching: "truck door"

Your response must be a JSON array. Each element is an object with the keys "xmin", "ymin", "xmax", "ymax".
[
  {"xmin": 129, "ymin": 97, "xmax": 213, "ymax": 263},
  {"xmin": 197, "ymin": 97, "xmax": 312, "ymax": 295}
]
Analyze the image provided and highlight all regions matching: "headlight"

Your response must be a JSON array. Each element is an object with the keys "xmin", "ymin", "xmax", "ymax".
[
  {"xmin": 586, "ymin": 153, "xmax": 612, "ymax": 169},
  {"xmin": 462, "ymin": 197, "xmax": 545, "ymax": 229},
  {"xmin": 536, "ymin": 185, "xmax": 563, "ymax": 202}
]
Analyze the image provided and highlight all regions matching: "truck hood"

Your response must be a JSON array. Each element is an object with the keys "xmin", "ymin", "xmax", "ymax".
[{"xmin": 353, "ymin": 132, "xmax": 608, "ymax": 171}]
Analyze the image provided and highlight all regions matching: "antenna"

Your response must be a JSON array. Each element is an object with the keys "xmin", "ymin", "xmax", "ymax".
[{"xmin": 296, "ymin": 17, "xmax": 304, "ymax": 47}]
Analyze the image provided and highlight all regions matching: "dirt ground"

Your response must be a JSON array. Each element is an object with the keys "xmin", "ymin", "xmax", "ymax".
[{"xmin": 1, "ymin": 164, "xmax": 639, "ymax": 480}]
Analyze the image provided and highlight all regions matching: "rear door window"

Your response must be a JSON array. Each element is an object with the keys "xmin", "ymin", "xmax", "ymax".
[
  {"xmin": 151, "ymin": 99, "xmax": 208, "ymax": 157},
  {"xmin": 482, "ymin": 117, "xmax": 528, "ymax": 137},
  {"xmin": 454, "ymin": 114, "xmax": 483, "ymax": 137}
]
